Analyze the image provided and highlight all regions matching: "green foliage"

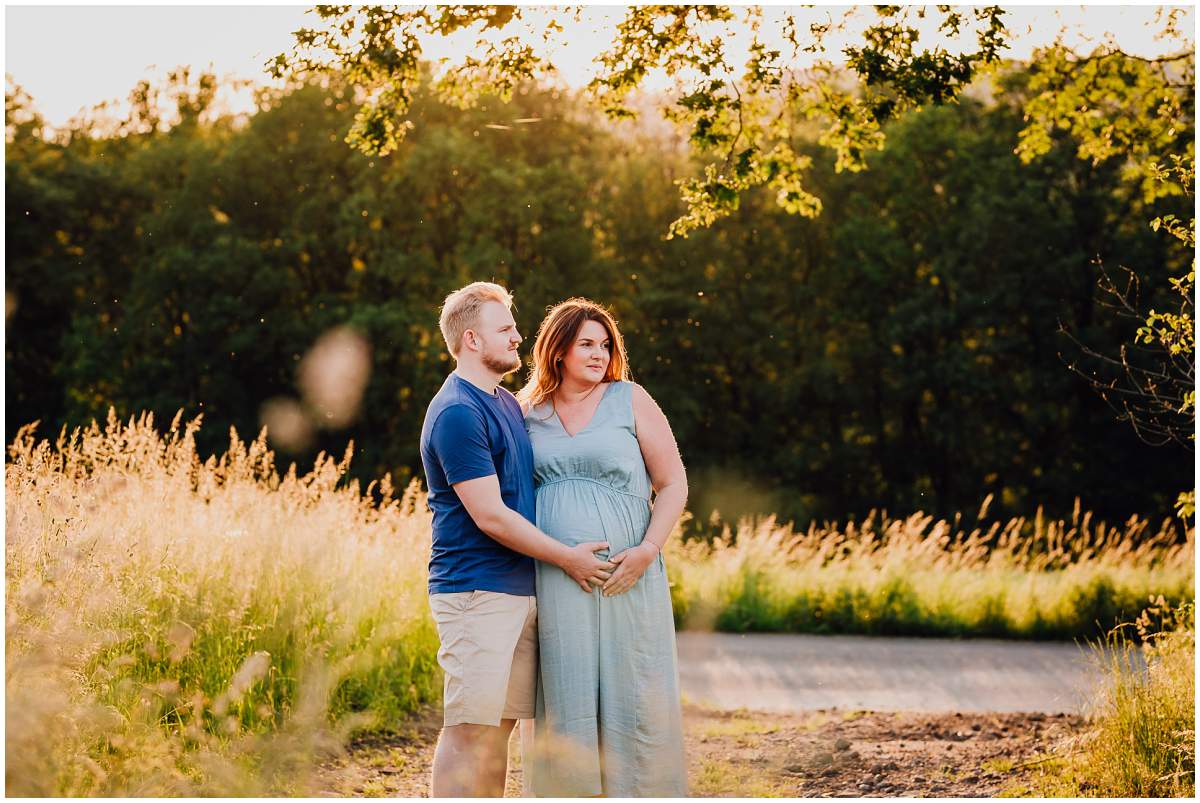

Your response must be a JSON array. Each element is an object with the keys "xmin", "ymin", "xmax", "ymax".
[
  {"xmin": 1016, "ymin": 45, "xmax": 1193, "ymax": 203},
  {"xmin": 269, "ymin": 6, "xmax": 547, "ymax": 157},
  {"xmin": 1139, "ymin": 172, "xmax": 1195, "ymax": 422},
  {"xmin": 273, "ymin": 5, "xmax": 1011, "ymax": 236},
  {"xmin": 5, "ymin": 66, "xmax": 1193, "ymax": 528},
  {"xmin": 1014, "ymin": 40, "xmax": 1194, "ymax": 516},
  {"xmin": 1175, "ymin": 490, "xmax": 1195, "ymax": 520}
]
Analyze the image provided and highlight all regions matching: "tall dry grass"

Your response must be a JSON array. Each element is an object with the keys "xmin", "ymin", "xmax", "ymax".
[
  {"xmin": 668, "ymin": 501, "xmax": 1193, "ymax": 639},
  {"xmin": 6, "ymin": 409, "xmax": 1193, "ymax": 794},
  {"xmin": 5, "ymin": 410, "xmax": 438, "ymax": 795},
  {"xmin": 1077, "ymin": 598, "xmax": 1195, "ymax": 796},
  {"xmin": 1015, "ymin": 598, "xmax": 1195, "ymax": 797}
]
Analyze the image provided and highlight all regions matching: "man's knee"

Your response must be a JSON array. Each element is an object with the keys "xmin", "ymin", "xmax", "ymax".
[{"xmin": 441, "ymin": 721, "xmax": 514, "ymax": 749}]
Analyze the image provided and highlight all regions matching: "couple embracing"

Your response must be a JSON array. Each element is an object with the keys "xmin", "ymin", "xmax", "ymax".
[{"xmin": 419, "ymin": 281, "xmax": 688, "ymax": 797}]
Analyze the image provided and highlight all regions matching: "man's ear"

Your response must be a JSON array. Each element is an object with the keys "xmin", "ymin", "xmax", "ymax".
[{"xmin": 462, "ymin": 329, "xmax": 479, "ymax": 352}]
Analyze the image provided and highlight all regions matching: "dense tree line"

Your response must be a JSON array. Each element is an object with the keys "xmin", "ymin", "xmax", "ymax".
[{"xmin": 5, "ymin": 66, "xmax": 1192, "ymax": 530}]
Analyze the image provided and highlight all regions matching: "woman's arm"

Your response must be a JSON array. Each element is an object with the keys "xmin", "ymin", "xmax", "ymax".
[
  {"xmin": 602, "ymin": 382, "xmax": 688, "ymax": 596},
  {"xmin": 631, "ymin": 382, "xmax": 688, "ymax": 551}
]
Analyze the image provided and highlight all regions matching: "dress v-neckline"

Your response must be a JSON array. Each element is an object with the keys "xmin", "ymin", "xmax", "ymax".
[{"xmin": 553, "ymin": 382, "xmax": 615, "ymax": 439}]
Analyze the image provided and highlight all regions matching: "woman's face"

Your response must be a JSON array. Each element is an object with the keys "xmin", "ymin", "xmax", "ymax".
[{"xmin": 560, "ymin": 319, "xmax": 611, "ymax": 387}]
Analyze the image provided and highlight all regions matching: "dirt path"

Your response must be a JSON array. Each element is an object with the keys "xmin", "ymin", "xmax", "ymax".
[{"xmin": 315, "ymin": 703, "xmax": 1086, "ymax": 797}]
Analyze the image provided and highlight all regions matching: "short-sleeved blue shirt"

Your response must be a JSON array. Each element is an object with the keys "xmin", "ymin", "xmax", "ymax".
[{"xmin": 420, "ymin": 372, "xmax": 536, "ymax": 596}]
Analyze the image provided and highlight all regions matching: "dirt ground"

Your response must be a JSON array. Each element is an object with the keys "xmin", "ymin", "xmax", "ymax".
[{"xmin": 315, "ymin": 701, "xmax": 1087, "ymax": 797}]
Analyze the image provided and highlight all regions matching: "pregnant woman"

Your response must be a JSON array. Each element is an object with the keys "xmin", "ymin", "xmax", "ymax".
[{"xmin": 517, "ymin": 298, "xmax": 688, "ymax": 797}]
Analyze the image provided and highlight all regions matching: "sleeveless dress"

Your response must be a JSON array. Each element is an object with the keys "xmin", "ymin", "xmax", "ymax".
[{"xmin": 524, "ymin": 380, "xmax": 687, "ymax": 797}]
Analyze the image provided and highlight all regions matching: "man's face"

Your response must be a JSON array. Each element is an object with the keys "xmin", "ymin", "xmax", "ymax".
[{"xmin": 468, "ymin": 301, "xmax": 523, "ymax": 375}]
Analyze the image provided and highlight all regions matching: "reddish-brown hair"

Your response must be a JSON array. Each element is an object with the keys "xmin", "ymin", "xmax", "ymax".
[{"xmin": 517, "ymin": 298, "xmax": 630, "ymax": 409}]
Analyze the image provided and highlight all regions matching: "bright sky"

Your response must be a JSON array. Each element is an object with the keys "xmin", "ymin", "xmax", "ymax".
[{"xmin": 4, "ymin": 3, "xmax": 1195, "ymax": 130}]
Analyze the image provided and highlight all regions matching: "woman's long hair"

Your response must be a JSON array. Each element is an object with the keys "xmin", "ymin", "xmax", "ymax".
[{"xmin": 517, "ymin": 298, "xmax": 631, "ymax": 410}]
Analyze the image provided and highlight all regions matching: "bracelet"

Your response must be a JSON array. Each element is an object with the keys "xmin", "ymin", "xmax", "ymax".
[{"xmin": 642, "ymin": 541, "xmax": 662, "ymax": 555}]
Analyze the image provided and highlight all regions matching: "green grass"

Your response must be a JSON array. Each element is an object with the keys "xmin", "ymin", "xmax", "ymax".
[
  {"xmin": 1023, "ymin": 600, "xmax": 1195, "ymax": 798},
  {"xmin": 700, "ymin": 714, "xmax": 779, "ymax": 739},
  {"xmin": 5, "ymin": 409, "xmax": 1194, "ymax": 794},
  {"xmin": 667, "ymin": 507, "xmax": 1193, "ymax": 641},
  {"xmin": 5, "ymin": 411, "xmax": 440, "ymax": 795},
  {"xmin": 693, "ymin": 757, "xmax": 785, "ymax": 797},
  {"xmin": 981, "ymin": 757, "xmax": 1016, "ymax": 774}
]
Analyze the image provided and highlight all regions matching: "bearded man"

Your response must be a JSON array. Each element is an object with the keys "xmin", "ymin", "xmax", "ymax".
[{"xmin": 418, "ymin": 281, "xmax": 613, "ymax": 796}]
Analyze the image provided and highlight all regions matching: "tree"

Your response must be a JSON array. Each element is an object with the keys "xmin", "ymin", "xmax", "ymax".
[
  {"xmin": 271, "ymin": 5, "xmax": 1008, "ymax": 237},
  {"xmin": 272, "ymin": 5, "xmax": 1194, "ymax": 520},
  {"xmin": 1014, "ymin": 28, "xmax": 1195, "ymax": 516},
  {"xmin": 7, "ymin": 59, "xmax": 1191, "ymax": 528}
]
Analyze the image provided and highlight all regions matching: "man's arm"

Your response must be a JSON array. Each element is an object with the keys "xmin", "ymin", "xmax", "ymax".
[{"xmin": 454, "ymin": 474, "xmax": 614, "ymax": 593}]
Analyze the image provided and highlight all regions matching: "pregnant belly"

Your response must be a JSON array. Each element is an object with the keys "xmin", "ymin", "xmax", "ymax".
[{"xmin": 535, "ymin": 479, "xmax": 651, "ymax": 554}]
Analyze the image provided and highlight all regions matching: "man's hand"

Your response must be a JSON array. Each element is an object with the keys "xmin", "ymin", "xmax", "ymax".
[
  {"xmin": 602, "ymin": 542, "xmax": 658, "ymax": 596},
  {"xmin": 558, "ymin": 541, "xmax": 615, "ymax": 593},
  {"xmin": 454, "ymin": 476, "xmax": 614, "ymax": 591}
]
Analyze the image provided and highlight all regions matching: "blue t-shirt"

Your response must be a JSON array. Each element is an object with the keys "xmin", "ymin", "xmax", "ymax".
[{"xmin": 419, "ymin": 372, "xmax": 536, "ymax": 596}]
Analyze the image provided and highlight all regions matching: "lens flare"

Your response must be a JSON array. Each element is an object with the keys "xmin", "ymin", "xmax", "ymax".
[
  {"xmin": 298, "ymin": 327, "xmax": 371, "ymax": 428},
  {"xmin": 259, "ymin": 397, "xmax": 314, "ymax": 452}
]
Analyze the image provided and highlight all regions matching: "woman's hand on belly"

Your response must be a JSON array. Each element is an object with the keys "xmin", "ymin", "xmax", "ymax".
[{"xmin": 601, "ymin": 542, "xmax": 659, "ymax": 596}]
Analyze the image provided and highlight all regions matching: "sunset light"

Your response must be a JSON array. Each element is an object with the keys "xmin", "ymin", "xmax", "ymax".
[
  {"xmin": 6, "ymin": 5, "xmax": 1193, "ymax": 130},
  {"xmin": 6, "ymin": 3, "xmax": 1194, "ymax": 799}
]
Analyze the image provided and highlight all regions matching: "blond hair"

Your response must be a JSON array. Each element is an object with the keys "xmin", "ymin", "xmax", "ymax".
[
  {"xmin": 517, "ymin": 298, "xmax": 630, "ymax": 409},
  {"xmin": 438, "ymin": 281, "xmax": 514, "ymax": 357}
]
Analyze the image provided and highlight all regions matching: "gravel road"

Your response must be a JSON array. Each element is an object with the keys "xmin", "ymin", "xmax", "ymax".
[{"xmin": 676, "ymin": 631, "xmax": 1143, "ymax": 714}]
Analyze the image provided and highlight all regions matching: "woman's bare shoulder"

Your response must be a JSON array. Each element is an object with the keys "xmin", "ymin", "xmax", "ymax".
[{"xmin": 627, "ymin": 381, "xmax": 656, "ymax": 407}]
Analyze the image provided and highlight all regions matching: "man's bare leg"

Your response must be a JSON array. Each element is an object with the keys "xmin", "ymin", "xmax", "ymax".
[
  {"xmin": 431, "ymin": 720, "xmax": 517, "ymax": 797},
  {"xmin": 483, "ymin": 719, "xmax": 518, "ymax": 793},
  {"xmin": 519, "ymin": 719, "xmax": 535, "ymax": 796}
]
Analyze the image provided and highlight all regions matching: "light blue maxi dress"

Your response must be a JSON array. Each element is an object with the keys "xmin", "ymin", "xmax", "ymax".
[{"xmin": 525, "ymin": 380, "xmax": 688, "ymax": 797}]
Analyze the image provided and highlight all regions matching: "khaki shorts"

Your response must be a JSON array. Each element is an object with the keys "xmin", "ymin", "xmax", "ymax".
[{"xmin": 429, "ymin": 590, "xmax": 537, "ymax": 727}]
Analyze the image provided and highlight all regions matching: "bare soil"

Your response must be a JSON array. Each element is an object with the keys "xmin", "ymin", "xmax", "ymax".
[{"xmin": 315, "ymin": 703, "xmax": 1087, "ymax": 797}]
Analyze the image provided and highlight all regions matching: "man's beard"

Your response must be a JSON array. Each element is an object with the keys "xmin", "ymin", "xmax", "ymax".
[{"xmin": 482, "ymin": 347, "xmax": 521, "ymax": 376}]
